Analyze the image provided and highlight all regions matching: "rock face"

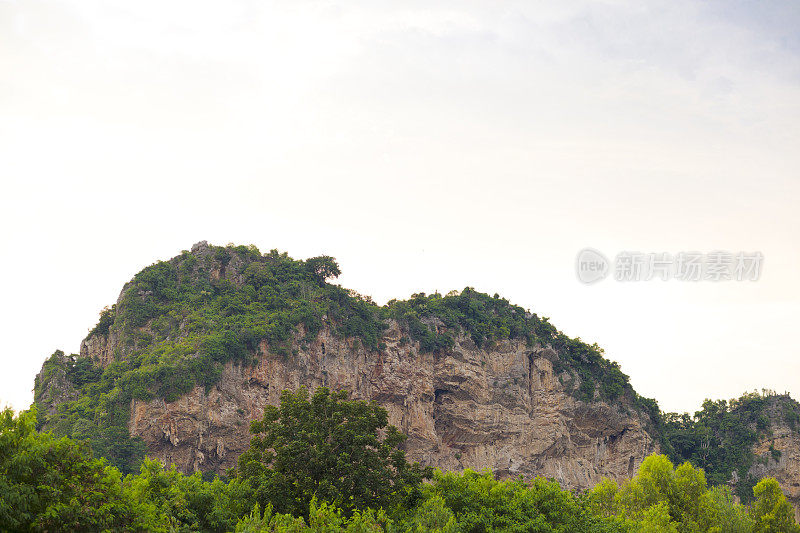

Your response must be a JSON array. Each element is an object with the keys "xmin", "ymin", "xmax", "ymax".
[
  {"xmin": 744, "ymin": 398, "xmax": 800, "ymax": 517},
  {"xmin": 79, "ymin": 329, "xmax": 117, "ymax": 367},
  {"xmin": 33, "ymin": 351, "xmax": 79, "ymax": 419},
  {"xmin": 84, "ymin": 320, "xmax": 659, "ymax": 491}
]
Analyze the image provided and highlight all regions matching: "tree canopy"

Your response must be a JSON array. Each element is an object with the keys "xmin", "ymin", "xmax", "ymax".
[
  {"xmin": 2, "ymin": 405, "xmax": 800, "ymax": 532},
  {"xmin": 236, "ymin": 387, "xmax": 432, "ymax": 517},
  {"xmin": 0, "ymin": 408, "xmax": 158, "ymax": 532}
]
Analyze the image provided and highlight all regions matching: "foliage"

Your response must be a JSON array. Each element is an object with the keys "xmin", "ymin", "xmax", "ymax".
[
  {"xmin": 33, "ymin": 351, "xmax": 147, "ymax": 475},
  {"xmin": 4, "ymin": 406, "xmax": 800, "ymax": 533},
  {"xmin": 383, "ymin": 290, "xmax": 533, "ymax": 352},
  {"xmin": 235, "ymin": 500, "xmax": 387, "ymax": 532},
  {"xmin": 236, "ymin": 387, "xmax": 432, "ymax": 518},
  {"xmin": 0, "ymin": 407, "xmax": 162, "ymax": 532},
  {"xmin": 587, "ymin": 455, "xmax": 709, "ymax": 531},
  {"xmin": 708, "ymin": 485, "xmax": 755, "ymax": 533},
  {"xmin": 783, "ymin": 403, "xmax": 800, "ymax": 431},
  {"xmin": 125, "ymin": 458, "xmax": 253, "ymax": 532},
  {"xmin": 662, "ymin": 392, "xmax": 786, "ymax": 502},
  {"xmin": 585, "ymin": 454, "xmax": 800, "ymax": 533},
  {"xmin": 107, "ymin": 245, "xmax": 386, "ymax": 402},
  {"xmin": 408, "ymin": 495, "xmax": 457, "ymax": 533},
  {"xmin": 88, "ymin": 305, "xmax": 116, "ymax": 337},
  {"xmin": 383, "ymin": 289, "xmax": 635, "ymax": 403},
  {"xmin": 749, "ymin": 478, "xmax": 800, "ymax": 533},
  {"xmin": 421, "ymin": 469, "xmax": 620, "ymax": 532}
]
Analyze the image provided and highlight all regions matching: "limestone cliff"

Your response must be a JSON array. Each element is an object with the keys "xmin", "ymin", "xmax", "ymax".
[
  {"xmin": 116, "ymin": 324, "xmax": 656, "ymax": 490},
  {"xmin": 32, "ymin": 241, "xmax": 800, "ymax": 504}
]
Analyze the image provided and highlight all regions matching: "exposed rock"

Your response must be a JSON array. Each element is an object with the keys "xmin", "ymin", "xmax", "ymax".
[
  {"xmin": 745, "ymin": 398, "xmax": 800, "ymax": 518},
  {"xmin": 79, "ymin": 330, "xmax": 116, "ymax": 367},
  {"xmin": 33, "ymin": 351, "xmax": 79, "ymax": 420},
  {"xmin": 126, "ymin": 321, "xmax": 657, "ymax": 492}
]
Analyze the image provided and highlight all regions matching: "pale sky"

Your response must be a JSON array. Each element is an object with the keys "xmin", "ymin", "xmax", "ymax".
[{"xmin": 1, "ymin": 0, "xmax": 798, "ymax": 414}]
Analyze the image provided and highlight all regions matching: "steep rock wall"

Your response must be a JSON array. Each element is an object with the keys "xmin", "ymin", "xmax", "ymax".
[
  {"xmin": 106, "ymin": 322, "xmax": 658, "ymax": 491},
  {"xmin": 745, "ymin": 402, "xmax": 800, "ymax": 516}
]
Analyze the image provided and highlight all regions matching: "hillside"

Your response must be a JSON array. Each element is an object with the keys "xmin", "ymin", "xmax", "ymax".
[{"xmin": 33, "ymin": 241, "xmax": 800, "ymax": 508}]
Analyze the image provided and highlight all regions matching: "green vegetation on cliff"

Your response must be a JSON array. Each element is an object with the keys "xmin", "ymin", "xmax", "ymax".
[
  {"xmin": 33, "ymin": 350, "xmax": 146, "ymax": 475},
  {"xmin": 383, "ymin": 290, "xmax": 631, "ymax": 403},
  {"xmin": 114, "ymin": 246, "xmax": 376, "ymax": 401},
  {"xmin": 91, "ymin": 242, "xmax": 640, "ymax": 406},
  {"xmin": 34, "ymin": 245, "xmax": 382, "ymax": 473},
  {"xmin": 662, "ymin": 392, "xmax": 800, "ymax": 504}
]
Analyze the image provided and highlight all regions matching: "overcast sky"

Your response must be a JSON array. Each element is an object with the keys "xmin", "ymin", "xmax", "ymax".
[{"xmin": 1, "ymin": 0, "xmax": 798, "ymax": 414}]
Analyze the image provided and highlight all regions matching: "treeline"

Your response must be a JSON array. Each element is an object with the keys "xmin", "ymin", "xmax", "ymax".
[{"xmin": 3, "ymin": 388, "xmax": 799, "ymax": 532}]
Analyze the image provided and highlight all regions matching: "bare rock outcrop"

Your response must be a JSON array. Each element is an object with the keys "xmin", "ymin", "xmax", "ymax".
[
  {"xmin": 33, "ymin": 351, "xmax": 79, "ymax": 419},
  {"xmin": 126, "ymin": 321, "xmax": 657, "ymax": 492},
  {"xmin": 745, "ymin": 399, "xmax": 800, "ymax": 516}
]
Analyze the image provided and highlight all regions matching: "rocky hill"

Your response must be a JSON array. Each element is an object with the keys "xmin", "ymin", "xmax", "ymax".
[{"xmin": 33, "ymin": 242, "xmax": 800, "ymax": 508}]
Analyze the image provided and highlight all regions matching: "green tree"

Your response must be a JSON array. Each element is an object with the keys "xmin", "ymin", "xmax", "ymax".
[
  {"xmin": 423, "ymin": 469, "xmax": 613, "ymax": 532},
  {"xmin": 707, "ymin": 486, "xmax": 754, "ymax": 533},
  {"xmin": 125, "ymin": 458, "xmax": 253, "ymax": 532},
  {"xmin": 639, "ymin": 502, "xmax": 678, "ymax": 533},
  {"xmin": 236, "ymin": 387, "xmax": 431, "ymax": 517},
  {"xmin": 0, "ymin": 408, "xmax": 162, "ymax": 532},
  {"xmin": 749, "ymin": 478, "xmax": 800, "ymax": 533},
  {"xmin": 305, "ymin": 256, "xmax": 342, "ymax": 284},
  {"xmin": 662, "ymin": 392, "xmax": 783, "ymax": 500},
  {"xmin": 409, "ymin": 495, "xmax": 457, "ymax": 533},
  {"xmin": 588, "ymin": 455, "xmax": 719, "ymax": 533},
  {"xmin": 235, "ymin": 500, "xmax": 387, "ymax": 532}
]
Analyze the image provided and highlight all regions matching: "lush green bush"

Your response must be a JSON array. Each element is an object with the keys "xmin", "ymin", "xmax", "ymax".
[
  {"xmin": 750, "ymin": 478, "xmax": 800, "ymax": 532},
  {"xmin": 587, "ymin": 455, "xmax": 718, "ymax": 531},
  {"xmin": 126, "ymin": 458, "xmax": 253, "ymax": 532},
  {"xmin": 33, "ymin": 351, "xmax": 147, "ymax": 475},
  {"xmin": 784, "ymin": 404, "xmax": 800, "ymax": 430},
  {"xmin": 88, "ymin": 305, "xmax": 116, "ymax": 337},
  {"xmin": 383, "ymin": 289, "xmax": 533, "ymax": 351}
]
